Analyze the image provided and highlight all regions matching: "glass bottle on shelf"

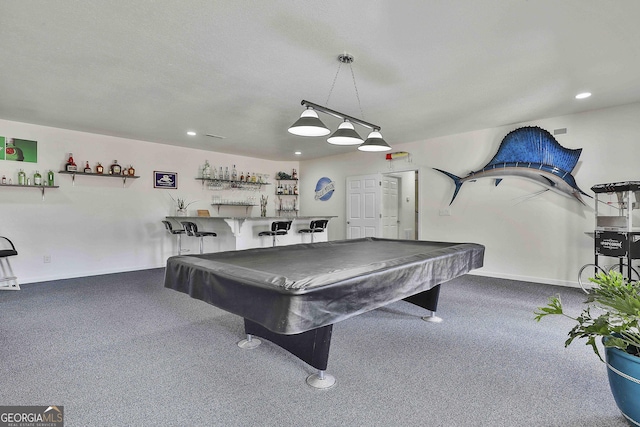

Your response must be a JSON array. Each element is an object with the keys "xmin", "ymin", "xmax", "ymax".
[
  {"xmin": 96, "ymin": 163, "xmax": 104, "ymax": 174},
  {"xmin": 251, "ymin": 173, "xmax": 256, "ymax": 183},
  {"xmin": 203, "ymin": 160, "xmax": 211, "ymax": 179},
  {"xmin": 224, "ymin": 166, "xmax": 230, "ymax": 180},
  {"xmin": 293, "ymin": 183, "xmax": 298, "ymax": 195},
  {"xmin": 33, "ymin": 170, "xmax": 42, "ymax": 186},
  {"xmin": 84, "ymin": 161, "xmax": 92, "ymax": 173},
  {"xmin": 1, "ymin": 175, "xmax": 6, "ymax": 184},
  {"xmin": 218, "ymin": 166, "xmax": 223, "ymax": 180},
  {"xmin": 240, "ymin": 171, "xmax": 245, "ymax": 182},
  {"xmin": 110, "ymin": 160, "xmax": 121, "ymax": 175},
  {"xmin": 292, "ymin": 168, "xmax": 298, "ymax": 179},
  {"xmin": 65, "ymin": 153, "xmax": 77, "ymax": 172},
  {"xmin": 232, "ymin": 165, "xmax": 237, "ymax": 181},
  {"xmin": 128, "ymin": 165, "xmax": 135, "ymax": 176},
  {"xmin": 18, "ymin": 169, "xmax": 26, "ymax": 185},
  {"xmin": 47, "ymin": 170, "xmax": 55, "ymax": 186}
]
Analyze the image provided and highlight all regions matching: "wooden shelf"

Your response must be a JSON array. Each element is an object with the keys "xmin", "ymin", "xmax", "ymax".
[
  {"xmin": 59, "ymin": 170, "xmax": 139, "ymax": 187},
  {"xmin": 211, "ymin": 203, "xmax": 257, "ymax": 214},
  {"xmin": 0, "ymin": 183, "xmax": 59, "ymax": 200}
]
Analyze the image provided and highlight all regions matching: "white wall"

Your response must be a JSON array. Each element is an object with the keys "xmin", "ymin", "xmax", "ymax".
[
  {"xmin": 0, "ymin": 119, "xmax": 298, "ymax": 283},
  {"xmin": 299, "ymin": 102, "xmax": 640, "ymax": 287}
]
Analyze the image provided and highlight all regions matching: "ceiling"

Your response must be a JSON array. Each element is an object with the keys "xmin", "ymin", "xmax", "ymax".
[{"xmin": 2, "ymin": 1, "xmax": 640, "ymax": 161}]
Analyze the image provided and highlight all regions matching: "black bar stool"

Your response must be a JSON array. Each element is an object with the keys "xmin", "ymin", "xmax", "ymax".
[
  {"xmin": 181, "ymin": 221, "xmax": 217, "ymax": 254},
  {"xmin": 298, "ymin": 219, "xmax": 329, "ymax": 243},
  {"xmin": 258, "ymin": 221, "xmax": 292, "ymax": 247},
  {"xmin": 162, "ymin": 220, "xmax": 186, "ymax": 255},
  {"xmin": 0, "ymin": 236, "xmax": 19, "ymax": 290}
]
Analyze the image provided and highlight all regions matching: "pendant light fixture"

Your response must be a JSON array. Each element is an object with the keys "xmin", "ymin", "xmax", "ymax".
[
  {"xmin": 359, "ymin": 131, "xmax": 391, "ymax": 152},
  {"xmin": 326, "ymin": 120, "xmax": 362, "ymax": 145},
  {"xmin": 287, "ymin": 106, "xmax": 330, "ymax": 137},
  {"xmin": 288, "ymin": 53, "xmax": 391, "ymax": 152}
]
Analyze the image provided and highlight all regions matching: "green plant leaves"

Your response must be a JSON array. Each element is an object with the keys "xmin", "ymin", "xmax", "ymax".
[{"xmin": 535, "ymin": 270, "xmax": 640, "ymax": 361}]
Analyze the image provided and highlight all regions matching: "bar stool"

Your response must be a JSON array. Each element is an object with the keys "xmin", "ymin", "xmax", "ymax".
[
  {"xmin": 298, "ymin": 219, "xmax": 329, "ymax": 243},
  {"xmin": 162, "ymin": 220, "xmax": 186, "ymax": 255},
  {"xmin": 258, "ymin": 221, "xmax": 292, "ymax": 247},
  {"xmin": 181, "ymin": 221, "xmax": 217, "ymax": 254},
  {"xmin": 0, "ymin": 236, "xmax": 19, "ymax": 290}
]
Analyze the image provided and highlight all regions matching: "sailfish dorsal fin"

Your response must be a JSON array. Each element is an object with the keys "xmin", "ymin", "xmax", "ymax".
[{"xmin": 487, "ymin": 126, "xmax": 581, "ymax": 172}]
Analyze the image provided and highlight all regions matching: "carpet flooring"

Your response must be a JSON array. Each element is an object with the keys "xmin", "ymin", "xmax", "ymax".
[{"xmin": 0, "ymin": 269, "xmax": 629, "ymax": 426}]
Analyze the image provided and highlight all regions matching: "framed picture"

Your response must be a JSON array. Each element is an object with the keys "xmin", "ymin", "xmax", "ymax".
[
  {"xmin": 154, "ymin": 171, "xmax": 177, "ymax": 189},
  {"xmin": 2, "ymin": 136, "xmax": 38, "ymax": 163}
]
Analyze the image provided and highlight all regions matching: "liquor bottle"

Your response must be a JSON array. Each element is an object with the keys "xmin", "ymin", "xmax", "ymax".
[
  {"xmin": 245, "ymin": 172, "xmax": 250, "ymax": 182},
  {"xmin": 240, "ymin": 171, "xmax": 245, "ymax": 182},
  {"xmin": 203, "ymin": 160, "xmax": 211, "ymax": 179},
  {"xmin": 122, "ymin": 166, "xmax": 129, "ymax": 176},
  {"xmin": 212, "ymin": 165, "xmax": 219, "ymax": 180},
  {"xmin": 224, "ymin": 166, "xmax": 230, "ymax": 180},
  {"xmin": 293, "ymin": 183, "xmax": 298, "ymax": 195},
  {"xmin": 18, "ymin": 169, "xmax": 26, "ymax": 185},
  {"xmin": 65, "ymin": 153, "xmax": 77, "ymax": 172},
  {"xmin": 128, "ymin": 165, "xmax": 135, "ymax": 176},
  {"xmin": 33, "ymin": 170, "xmax": 42, "ymax": 186},
  {"xmin": 47, "ymin": 170, "xmax": 55, "ymax": 186},
  {"xmin": 96, "ymin": 163, "xmax": 104, "ymax": 174},
  {"xmin": 110, "ymin": 160, "xmax": 121, "ymax": 175},
  {"xmin": 1, "ymin": 175, "xmax": 5, "ymax": 184},
  {"xmin": 84, "ymin": 161, "xmax": 92, "ymax": 173},
  {"xmin": 292, "ymin": 168, "xmax": 298, "ymax": 179},
  {"xmin": 251, "ymin": 173, "xmax": 256, "ymax": 183},
  {"xmin": 232, "ymin": 165, "xmax": 237, "ymax": 181},
  {"xmin": 218, "ymin": 166, "xmax": 223, "ymax": 180}
]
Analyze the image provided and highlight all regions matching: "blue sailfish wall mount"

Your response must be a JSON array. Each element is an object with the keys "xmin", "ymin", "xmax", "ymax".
[{"xmin": 434, "ymin": 126, "xmax": 591, "ymax": 205}]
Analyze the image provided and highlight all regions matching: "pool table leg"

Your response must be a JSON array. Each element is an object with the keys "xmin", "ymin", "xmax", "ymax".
[
  {"xmin": 237, "ymin": 333, "xmax": 262, "ymax": 349},
  {"xmin": 403, "ymin": 284, "xmax": 443, "ymax": 323},
  {"xmin": 242, "ymin": 319, "xmax": 336, "ymax": 389}
]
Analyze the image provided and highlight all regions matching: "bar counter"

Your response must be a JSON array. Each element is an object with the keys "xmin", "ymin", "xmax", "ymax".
[{"xmin": 164, "ymin": 215, "xmax": 337, "ymax": 253}]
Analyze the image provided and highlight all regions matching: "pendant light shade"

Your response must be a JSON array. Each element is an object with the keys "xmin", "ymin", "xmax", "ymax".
[
  {"xmin": 326, "ymin": 120, "xmax": 363, "ymax": 145},
  {"xmin": 358, "ymin": 131, "xmax": 391, "ymax": 152},
  {"xmin": 288, "ymin": 108, "xmax": 330, "ymax": 137}
]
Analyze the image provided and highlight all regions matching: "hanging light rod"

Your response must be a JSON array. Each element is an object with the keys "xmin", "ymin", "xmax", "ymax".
[{"xmin": 299, "ymin": 100, "xmax": 381, "ymax": 132}]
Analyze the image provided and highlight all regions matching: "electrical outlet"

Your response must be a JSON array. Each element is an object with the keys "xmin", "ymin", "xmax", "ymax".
[
  {"xmin": 43, "ymin": 255, "xmax": 51, "ymax": 263},
  {"xmin": 439, "ymin": 208, "xmax": 452, "ymax": 216}
]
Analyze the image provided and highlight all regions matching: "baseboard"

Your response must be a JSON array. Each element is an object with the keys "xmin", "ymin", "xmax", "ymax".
[
  {"xmin": 468, "ymin": 270, "xmax": 579, "ymax": 289},
  {"xmin": 19, "ymin": 263, "xmax": 166, "ymax": 285}
]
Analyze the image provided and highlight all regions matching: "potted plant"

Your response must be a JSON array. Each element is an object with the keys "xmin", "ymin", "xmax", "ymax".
[
  {"xmin": 535, "ymin": 271, "xmax": 640, "ymax": 425},
  {"xmin": 169, "ymin": 194, "xmax": 196, "ymax": 216}
]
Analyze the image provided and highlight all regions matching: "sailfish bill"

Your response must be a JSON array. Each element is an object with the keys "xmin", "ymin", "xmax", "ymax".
[{"xmin": 434, "ymin": 126, "xmax": 591, "ymax": 205}]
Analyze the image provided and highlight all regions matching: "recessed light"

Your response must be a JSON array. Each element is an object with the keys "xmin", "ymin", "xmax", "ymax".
[
  {"xmin": 294, "ymin": 151, "xmax": 302, "ymax": 155},
  {"xmin": 575, "ymin": 92, "xmax": 591, "ymax": 99},
  {"xmin": 187, "ymin": 131, "xmax": 197, "ymax": 136}
]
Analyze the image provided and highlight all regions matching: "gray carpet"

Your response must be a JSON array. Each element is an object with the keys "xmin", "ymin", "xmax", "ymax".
[{"xmin": 0, "ymin": 269, "xmax": 629, "ymax": 427}]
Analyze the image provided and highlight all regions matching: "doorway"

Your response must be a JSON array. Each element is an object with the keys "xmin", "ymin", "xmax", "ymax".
[{"xmin": 346, "ymin": 170, "xmax": 419, "ymax": 240}]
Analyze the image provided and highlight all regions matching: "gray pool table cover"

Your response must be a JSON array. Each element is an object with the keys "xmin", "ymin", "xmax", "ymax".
[{"xmin": 164, "ymin": 237, "xmax": 485, "ymax": 334}]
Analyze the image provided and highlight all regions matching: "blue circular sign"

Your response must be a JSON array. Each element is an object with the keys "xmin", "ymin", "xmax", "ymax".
[{"xmin": 314, "ymin": 177, "xmax": 335, "ymax": 201}]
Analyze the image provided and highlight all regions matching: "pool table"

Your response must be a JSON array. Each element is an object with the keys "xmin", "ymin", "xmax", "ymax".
[{"xmin": 164, "ymin": 237, "xmax": 485, "ymax": 388}]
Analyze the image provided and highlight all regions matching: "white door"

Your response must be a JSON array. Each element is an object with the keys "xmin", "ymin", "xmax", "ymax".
[
  {"xmin": 346, "ymin": 174, "xmax": 381, "ymax": 239},
  {"xmin": 381, "ymin": 175, "xmax": 399, "ymax": 239}
]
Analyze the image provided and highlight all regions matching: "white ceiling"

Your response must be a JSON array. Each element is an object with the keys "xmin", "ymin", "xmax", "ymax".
[{"xmin": 2, "ymin": 1, "xmax": 640, "ymax": 161}]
